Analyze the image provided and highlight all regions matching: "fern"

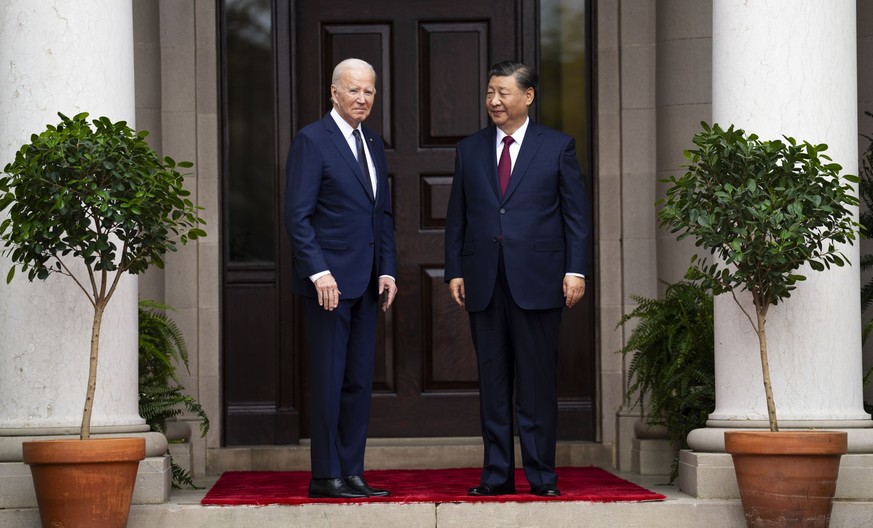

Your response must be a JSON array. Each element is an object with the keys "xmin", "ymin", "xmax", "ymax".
[
  {"xmin": 617, "ymin": 281, "xmax": 715, "ymax": 482},
  {"xmin": 172, "ymin": 462, "xmax": 197, "ymax": 489},
  {"xmin": 138, "ymin": 299, "xmax": 210, "ymax": 489}
]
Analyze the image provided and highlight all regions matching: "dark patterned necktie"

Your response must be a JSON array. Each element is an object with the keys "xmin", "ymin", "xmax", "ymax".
[
  {"xmin": 353, "ymin": 129, "xmax": 374, "ymax": 197},
  {"xmin": 498, "ymin": 135, "xmax": 514, "ymax": 195}
]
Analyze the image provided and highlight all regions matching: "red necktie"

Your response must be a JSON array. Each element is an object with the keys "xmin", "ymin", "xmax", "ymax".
[{"xmin": 498, "ymin": 136, "xmax": 514, "ymax": 196}]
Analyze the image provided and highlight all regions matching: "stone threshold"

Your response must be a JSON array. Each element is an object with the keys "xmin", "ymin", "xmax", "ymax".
[
  {"xmin": 4, "ymin": 472, "xmax": 873, "ymax": 527},
  {"xmin": 207, "ymin": 438, "xmax": 615, "ymax": 474}
]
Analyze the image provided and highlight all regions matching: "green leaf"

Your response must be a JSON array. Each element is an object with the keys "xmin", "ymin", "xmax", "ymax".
[{"xmin": 0, "ymin": 111, "xmax": 207, "ymax": 296}]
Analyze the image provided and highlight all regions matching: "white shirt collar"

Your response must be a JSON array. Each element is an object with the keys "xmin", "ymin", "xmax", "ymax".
[
  {"xmin": 330, "ymin": 108, "xmax": 361, "ymax": 138},
  {"xmin": 496, "ymin": 116, "xmax": 530, "ymax": 146}
]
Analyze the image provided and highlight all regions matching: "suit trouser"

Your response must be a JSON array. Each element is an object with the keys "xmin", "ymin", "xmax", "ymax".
[
  {"xmin": 468, "ymin": 248, "xmax": 563, "ymax": 489},
  {"xmin": 303, "ymin": 285, "xmax": 378, "ymax": 479}
]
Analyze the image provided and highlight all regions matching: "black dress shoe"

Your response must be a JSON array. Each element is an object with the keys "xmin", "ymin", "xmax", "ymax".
[
  {"xmin": 468, "ymin": 483, "xmax": 516, "ymax": 496},
  {"xmin": 344, "ymin": 475, "xmax": 390, "ymax": 497},
  {"xmin": 530, "ymin": 483, "xmax": 561, "ymax": 497},
  {"xmin": 308, "ymin": 478, "xmax": 367, "ymax": 499}
]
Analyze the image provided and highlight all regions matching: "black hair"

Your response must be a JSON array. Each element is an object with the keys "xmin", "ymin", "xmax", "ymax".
[{"xmin": 488, "ymin": 61, "xmax": 539, "ymax": 91}]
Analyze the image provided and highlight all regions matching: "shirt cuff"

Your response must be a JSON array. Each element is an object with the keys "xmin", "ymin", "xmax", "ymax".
[
  {"xmin": 309, "ymin": 270, "xmax": 330, "ymax": 283},
  {"xmin": 379, "ymin": 275, "xmax": 396, "ymax": 282},
  {"xmin": 565, "ymin": 273, "xmax": 586, "ymax": 279}
]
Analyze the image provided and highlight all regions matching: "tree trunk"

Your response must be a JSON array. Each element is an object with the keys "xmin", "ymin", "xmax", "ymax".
[
  {"xmin": 81, "ymin": 300, "xmax": 106, "ymax": 440},
  {"xmin": 756, "ymin": 308, "xmax": 778, "ymax": 432}
]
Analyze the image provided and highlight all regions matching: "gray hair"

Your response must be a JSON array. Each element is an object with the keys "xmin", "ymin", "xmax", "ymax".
[
  {"xmin": 488, "ymin": 60, "xmax": 538, "ymax": 92},
  {"xmin": 331, "ymin": 58, "xmax": 377, "ymax": 86}
]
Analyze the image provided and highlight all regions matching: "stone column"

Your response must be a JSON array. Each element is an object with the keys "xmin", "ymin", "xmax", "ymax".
[
  {"xmin": 0, "ymin": 0, "xmax": 167, "ymax": 507},
  {"xmin": 680, "ymin": 0, "xmax": 873, "ymax": 499}
]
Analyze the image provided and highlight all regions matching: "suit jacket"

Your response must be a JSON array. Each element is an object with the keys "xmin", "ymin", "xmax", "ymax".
[
  {"xmin": 444, "ymin": 121, "xmax": 590, "ymax": 312},
  {"xmin": 285, "ymin": 112, "xmax": 397, "ymax": 299}
]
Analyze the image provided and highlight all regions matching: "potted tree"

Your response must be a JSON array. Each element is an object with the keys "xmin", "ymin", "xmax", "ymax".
[
  {"xmin": 0, "ymin": 112, "xmax": 205, "ymax": 527},
  {"xmin": 659, "ymin": 122, "xmax": 859, "ymax": 527}
]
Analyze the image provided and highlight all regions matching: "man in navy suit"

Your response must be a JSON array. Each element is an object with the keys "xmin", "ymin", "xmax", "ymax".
[
  {"xmin": 285, "ymin": 58, "xmax": 397, "ymax": 499},
  {"xmin": 445, "ymin": 61, "xmax": 591, "ymax": 497}
]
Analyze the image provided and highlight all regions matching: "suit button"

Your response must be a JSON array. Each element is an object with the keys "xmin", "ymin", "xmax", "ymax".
[
  {"xmin": 499, "ymin": 208, "xmax": 506, "ymax": 214},
  {"xmin": 369, "ymin": 241, "xmax": 375, "ymax": 247},
  {"xmin": 491, "ymin": 237, "xmax": 498, "ymax": 243}
]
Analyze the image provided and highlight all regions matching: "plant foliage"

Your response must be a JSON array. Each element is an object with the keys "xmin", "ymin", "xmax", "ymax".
[
  {"xmin": 618, "ymin": 281, "xmax": 714, "ymax": 482},
  {"xmin": 658, "ymin": 122, "xmax": 859, "ymax": 431},
  {"xmin": 0, "ymin": 112, "xmax": 206, "ymax": 439},
  {"xmin": 0, "ymin": 112, "xmax": 206, "ymax": 283},
  {"xmin": 139, "ymin": 299, "xmax": 209, "ymax": 488}
]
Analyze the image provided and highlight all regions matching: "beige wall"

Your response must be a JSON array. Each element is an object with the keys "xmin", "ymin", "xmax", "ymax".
[
  {"xmin": 134, "ymin": 0, "xmax": 220, "ymax": 476},
  {"xmin": 594, "ymin": 0, "xmax": 626, "ymax": 467},
  {"xmin": 132, "ymin": 0, "xmax": 873, "ymax": 478},
  {"xmin": 597, "ymin": 0, "xmax": 661, "ymax": 471},
  {"xmin": 655, "ymin": 0, "xmax": 711, "ymax": 289},
  {"xmin": 598, "ymin": 0, "xmax": 712, "ymax": 470},
  {"xmin": 606, "ymin": 0, "xmax": 714, "ymax": 472}
]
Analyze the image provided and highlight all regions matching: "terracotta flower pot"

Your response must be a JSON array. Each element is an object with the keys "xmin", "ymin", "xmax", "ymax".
[
  {"xmin": 725, "ymin": 430, "xmax": 847, "ymax": 528},
  {"xmin": 22, "ymin": 437, "xmax": 146, "ymax": 528}
]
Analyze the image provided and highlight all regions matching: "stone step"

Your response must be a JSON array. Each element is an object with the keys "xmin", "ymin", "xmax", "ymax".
[
  {"xmin": 5, "ymin": 439, "xmax": 872, "ymax": 528},
  {"xmin": 207, "ymin": 438, "xmax": 615, "ymax": 474},
  {"xmin": 3, "ymin": 474, "xmax": 872, "ymax": 528}
]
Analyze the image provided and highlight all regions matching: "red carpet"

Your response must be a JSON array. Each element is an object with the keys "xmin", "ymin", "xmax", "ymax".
[{"xmin": 201, "ymin": 467, "xmax": 666, "ymax": 505}]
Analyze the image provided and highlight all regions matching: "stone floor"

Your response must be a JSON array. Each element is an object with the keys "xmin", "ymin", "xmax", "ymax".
[
  {"xmin": 3, "ymin": 472, "xmax": 872, "ymax": 527},
  {"xmin": 2, "ymin": 439, "xmax": 872, "ymax": 527}
]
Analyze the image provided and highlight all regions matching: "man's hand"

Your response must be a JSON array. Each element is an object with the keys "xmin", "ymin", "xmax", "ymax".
[
  {"xmin": 314, "ymin": 273, "xmax": 341, "ymax": 311},
  {"xmin": 378, "ymin": 277, "xmax": 398, "ymax": 312},
  {"xmin": 449, "ymin": 278, "xmax": 465, "ymax": 307},
  {"xmin": 563, "ymin": 276, "xmax": 586, "ymax": 308}
]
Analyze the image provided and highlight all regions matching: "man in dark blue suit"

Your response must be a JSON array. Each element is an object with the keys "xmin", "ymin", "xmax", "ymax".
[
  {"xmin": 285, "ymin": 58, "xmax": 397, "ymax": 499},
  {"xmin": 445, "ymin": 61, "xmax": 591, "ymax": 497}
]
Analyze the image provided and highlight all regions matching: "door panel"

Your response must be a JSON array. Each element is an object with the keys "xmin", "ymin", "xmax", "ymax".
[
  {"xmin": 291, "ymin": 0, "xmax": 594, "ymax": 439},
  {"xmin": 221, "ymin": 0, "xmax": 595, "ymax": 445}
]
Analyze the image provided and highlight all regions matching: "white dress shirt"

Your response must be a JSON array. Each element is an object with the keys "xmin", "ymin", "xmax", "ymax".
[
  {"xmin": 495, "ymin": 117, "xmax": 529, "ymax": 172},
  {"xmin": 330, "ymin": 108, "xmax": 377, "ymax": 199}
]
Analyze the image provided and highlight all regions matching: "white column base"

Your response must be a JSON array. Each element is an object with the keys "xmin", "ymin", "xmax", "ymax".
[
  {"xmin": 680, "ymin": 425, "xmax": 873, "ymax": 499},
  {"xmin": 678, "ymin": 449, "xmax": 873, "ymax": 500},
  {"xmin": 687, "ymin": 426, "xmax": 873, "ymax": 453},
  {"xmin": 0, "ymin": 432, "xmax": 171, "ymax": 508},
  {"xmin": 0, "ymin": 454, "xmax": 171, "ymax": 509},
  {"xmin": 678, "ymin": 449, "xmax": 737, "ymax": 499}
]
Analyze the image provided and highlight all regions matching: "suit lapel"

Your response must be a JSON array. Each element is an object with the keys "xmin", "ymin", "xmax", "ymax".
[
  {"xmin": 503, "ymin": 122, "xmax": 543, "ymax": 201},
  {"xmin": 323, "ymin": 114, "xmax": 376, "ymax": 203},
  {"xmin": 481, "ymin": 125, "xmax": 501, "ymax": 200}
]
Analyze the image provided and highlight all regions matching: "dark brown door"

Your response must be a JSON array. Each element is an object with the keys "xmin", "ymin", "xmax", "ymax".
[
  {"xmin": 290, "ymin": 0, "xmax": 595, "ymax": 439},
  {"xmin": 220, "ymin": 0, "xmax": 595, "ymax": 445}
]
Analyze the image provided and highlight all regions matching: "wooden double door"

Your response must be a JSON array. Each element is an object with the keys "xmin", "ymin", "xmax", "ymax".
[{"xmin": 222, "ymin": 0, "xmax": 595, "ymax": 445}]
